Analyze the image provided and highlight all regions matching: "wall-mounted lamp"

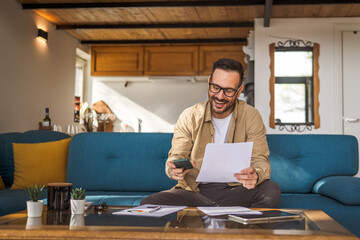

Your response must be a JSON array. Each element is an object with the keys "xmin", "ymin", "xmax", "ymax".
[{"xmin": 37, "ymin": 29, "xmax": 48, "ymax": 42}]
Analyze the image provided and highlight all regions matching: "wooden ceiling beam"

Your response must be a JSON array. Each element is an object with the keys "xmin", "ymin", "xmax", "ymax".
[
  {"xmin": 22, "ymin": 1, "xmax": 264, "ymax": 9},
  {"xmin": 80, "ymin": 38, "xmax": 247, "ymax": 45},
  {"xmin": 264, "ymin": 0, "xmax": 273, "ymax": 27},
  {"xmin": 57, "ymin": 22, "xmax": 254, "ymax": 30},
  {"xmin": 22, "ymin": 0, "xmax": 360, "ymax": 9},
  {"xmin": 273, "ymin": 0, "xmax": 360, "ymax": 4}
]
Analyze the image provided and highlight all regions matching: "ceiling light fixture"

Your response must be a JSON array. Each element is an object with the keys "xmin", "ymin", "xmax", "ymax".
[{"xmin": 37, "ymin": 28, "xmax": 48, "ymax": 42}]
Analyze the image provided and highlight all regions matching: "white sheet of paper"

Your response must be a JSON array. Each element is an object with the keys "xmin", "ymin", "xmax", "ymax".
[
  {"xmin": 112, "ymin": 204, "xmax": 187, "ymax": 218},
  {"xmin": 197, "ymin": 206, "xmax": 262, "ymax": 216},
  {"xmin": 196, "ymin": 142, "xmax": 253, "ymax": 183}
]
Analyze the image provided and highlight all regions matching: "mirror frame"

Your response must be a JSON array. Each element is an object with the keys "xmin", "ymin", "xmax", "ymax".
[{"xmin": 269, "ymin": 41, "xmax": 320, "ymax": 130}]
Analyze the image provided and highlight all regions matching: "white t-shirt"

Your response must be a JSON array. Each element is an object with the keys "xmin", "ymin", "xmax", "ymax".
[
  {"xmin": 212, "ymin": 113, "xmax": 233, "ymax": 144},
  {"xmin": 200, "ymin": 113, "xmax": 233, "ymax": 184}
]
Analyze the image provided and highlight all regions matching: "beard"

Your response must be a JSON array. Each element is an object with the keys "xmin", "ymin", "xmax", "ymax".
[{"xmin": 209, "ymin": 94, "xmax": 236, "ymax": 116}]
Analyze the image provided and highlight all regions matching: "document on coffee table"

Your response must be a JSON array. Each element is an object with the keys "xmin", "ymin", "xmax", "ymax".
[
  {"xmin": 112, "ymin": 204, "xmax": 187, "ymax": 217},
  {"xmin": 197, "ymin": 206, "xmax": 262, "ymax": 216},
  {"xmin": 196, "ymin": 142, "xmax": 253, "ymax": 183}
]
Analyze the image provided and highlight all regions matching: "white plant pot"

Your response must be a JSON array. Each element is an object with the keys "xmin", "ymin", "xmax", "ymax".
[
  {"xmin": 69, "ymin": 214, "xmax": 85, "ymax": 229},
  {"xmin": 71, "ymin": 199, "xmax": 86, "ymax": 215},
  {"xmin": 26, "ymin": 200, "xmax": 44, "ymax": 218},
  {"xmin": 26, "ymin": 217, "xmax": 42, "ymax": 229}
]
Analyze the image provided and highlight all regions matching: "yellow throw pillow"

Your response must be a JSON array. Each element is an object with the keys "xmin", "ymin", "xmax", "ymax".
[
  {"xmin": 0, "ymin": 176, "xmax": 5, "ymax": 190},
  {"xmin": 11, "ymin": 138, "xmax": 71, "ymax": 189}
]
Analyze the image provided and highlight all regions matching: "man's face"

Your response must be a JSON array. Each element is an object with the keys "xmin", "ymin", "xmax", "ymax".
[{"xmin": 208, "ymin": 69, "xmax": 243, "ymax": 119}]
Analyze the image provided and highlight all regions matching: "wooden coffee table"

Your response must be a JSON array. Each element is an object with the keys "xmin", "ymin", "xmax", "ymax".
[{"xmin": 0, "ymin": 206, "xmax": 356, "ymax": 239}]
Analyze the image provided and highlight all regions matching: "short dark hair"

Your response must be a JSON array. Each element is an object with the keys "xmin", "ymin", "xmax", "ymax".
[{"xmin": 210, "ymin": 58, "xmax": 244, "ymax": 87}]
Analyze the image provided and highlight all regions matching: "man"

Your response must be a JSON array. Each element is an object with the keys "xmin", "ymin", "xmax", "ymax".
[{"xmin": 141, "ymin": 58, "xmax": 281, "ymax": 207}]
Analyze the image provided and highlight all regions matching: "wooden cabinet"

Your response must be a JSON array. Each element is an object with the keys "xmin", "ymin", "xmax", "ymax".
[
  {"xmin": 199, "ymin": 45, "xmax": 247, "ymax": 76},
  {"xmin": 144, "ymin": 46, "xmax": 199, "ymax": 76},
  {"xmin": 91, "ymin": 46, "xmax": 144, "ymax": 76},
  {"xmin": 91, "ymin": 45, "xmax": 247, "ymax": 76}
]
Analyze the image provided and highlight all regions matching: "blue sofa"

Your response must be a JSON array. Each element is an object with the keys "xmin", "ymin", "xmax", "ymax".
[{"xmin": 0, "ymin": 130, "xmax": 359, "ymax": 237}]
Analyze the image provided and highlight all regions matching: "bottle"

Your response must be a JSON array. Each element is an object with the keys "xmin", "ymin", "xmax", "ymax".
[{"xmin": 42, "ymin": 108, "xmax": 51, "ymax": 127}]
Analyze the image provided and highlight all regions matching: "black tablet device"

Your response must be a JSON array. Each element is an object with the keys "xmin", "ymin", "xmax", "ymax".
[{"xmin": 228, "ymin": 210, "xmax": 301, "ymax": 224}]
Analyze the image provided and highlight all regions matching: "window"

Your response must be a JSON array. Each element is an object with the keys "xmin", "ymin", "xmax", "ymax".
[
  {"xmin": 269, "ymin": 40, "xmax": 320, "ymax": 132},
  {"xmin": 75, "ymin": 57, "xmax": 86, "ymax": 101}
]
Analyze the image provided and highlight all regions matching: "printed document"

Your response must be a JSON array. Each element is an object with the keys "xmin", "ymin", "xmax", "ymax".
[
  {"xmin": 198, "ymin": 206, "xmax": 262, "ymax": 216},
  {"xmin": 112, "ymin": 204, "xmax": 186, "ymax": 218},
  {"xmin": 196, "ymin": 142, "xmax": 253, "ymax": 183}
]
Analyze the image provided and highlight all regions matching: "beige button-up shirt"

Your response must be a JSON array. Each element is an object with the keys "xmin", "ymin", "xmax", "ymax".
[{"xmin": 166, "ymin": 99, "xmax": 270, "ymax": 192}]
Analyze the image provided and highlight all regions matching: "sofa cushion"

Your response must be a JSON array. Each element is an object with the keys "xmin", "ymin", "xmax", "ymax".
[
  {"xmin": 0, "ymin": 130, "xmax": 70, "ymax": 187},
  {"xmin": 16, "ymin": 130, "xmax": 70, "ymax": 144},
  {"xmin": 67, "ymin": 132, "xmax": 176, "ymax": 192},
  {"xmin": 0, "ymin": 189, "xmax": 47, "ymax": 216},
  {"xmin": 85, "ymin": 191, "xmax": 154, "ymax": 206},
  {"xmin": 268, "ymin": 134, "xmax": 358, "ymax": 193},
  {"xmin": 279, "ymin": 193, "xmax": 360, "ymax": 238},
  {"xmin": 0, "ymin": 132, "xmax": 21, "ymax": 187},
  {"xmin": 312, "ymin": 176, "xmax": 360, "ymax": 205},
  {"xmin": 11, "ymin": 138, "xmax": 71, "ymax": 189}
]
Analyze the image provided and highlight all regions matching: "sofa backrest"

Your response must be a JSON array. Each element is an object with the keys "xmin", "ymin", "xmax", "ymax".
[
  {"xmin": 0, "ymin": 130, "xmax": 70, "ymax": 187},
  {"xmin": 268, "ymin": 134, "xmax": 358, "ymax": 193},
  {"xmin": 67, "ymin": 132, "xmax": 176, "ymax": 192}
]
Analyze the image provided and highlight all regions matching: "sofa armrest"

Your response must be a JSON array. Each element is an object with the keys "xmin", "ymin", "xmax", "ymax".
[{"xmin": 312, "ymin": 176, "xmax": 360, "ymax": 205}]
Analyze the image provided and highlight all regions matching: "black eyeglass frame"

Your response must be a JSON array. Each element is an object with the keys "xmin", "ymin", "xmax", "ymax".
[{"xmin": 208, "ymin": 83, "xmax": 242, "ymax": 97}]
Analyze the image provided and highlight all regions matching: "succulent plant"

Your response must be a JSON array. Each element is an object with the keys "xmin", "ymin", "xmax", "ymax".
[
  {"xmin": 71, "ymin": 187, "xmax": 86, "ymax": 200},
  {"xmin": 27, "ymin": 185, "xmax": 45, "ymax": 202}
]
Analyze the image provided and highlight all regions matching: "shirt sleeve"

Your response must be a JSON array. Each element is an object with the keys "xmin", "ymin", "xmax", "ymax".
[
  {"xmin": 165, "ymin": 108, "xmax": 194, "ymax": 179},
  {"xmin": 246, "ymin": 109, "xmax": 271, "ymax": 185}
]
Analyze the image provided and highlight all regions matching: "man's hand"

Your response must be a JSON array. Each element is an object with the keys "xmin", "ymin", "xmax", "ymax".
[
  {"xmin": 234, "ymin": 167, "xmax": 258, "ymax": 189},
  {"xmin": 167, "ymin": 160, "xmax": 195, "ymax": 181}
]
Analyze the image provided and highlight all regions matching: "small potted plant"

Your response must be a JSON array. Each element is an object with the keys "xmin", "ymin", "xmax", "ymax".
[
  {"xmin": 26, "ymin": 185, "xmax": 45, "ymax": 217},
  {"xmin": 70, "ymin": 187, "xmax": 86, "ymax": 215}
]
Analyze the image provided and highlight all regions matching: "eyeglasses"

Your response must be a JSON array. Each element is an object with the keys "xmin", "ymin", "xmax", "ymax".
[{"xmin": 208, "ymin": 83, "xmax": 241, "ymax": 97}]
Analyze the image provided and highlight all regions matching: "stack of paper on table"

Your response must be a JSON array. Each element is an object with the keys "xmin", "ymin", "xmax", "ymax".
[
  {"xmin": 197, "ymin": 206, "xmax": 262, "ymax": 216},
  {"xmin": 112, "ymin": 204, "xmax": 187, "ymax": 218}
]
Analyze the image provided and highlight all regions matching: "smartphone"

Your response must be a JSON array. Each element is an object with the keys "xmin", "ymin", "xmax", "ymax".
[{"xmin": 172, "ymin": 158, "xmax": 193, "ymax": 170}]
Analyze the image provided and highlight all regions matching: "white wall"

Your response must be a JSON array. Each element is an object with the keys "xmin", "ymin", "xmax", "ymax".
[
  {"xmin": 0, "ymin": 0, "xmax": 80, "ymax": 133},
  {"xmin": 92, "ymin": 79, "xmax": 208, "ymax": 132},
  {"xmin": 254, "ymin": 17, "xmax": 360, "ymax": 134}
]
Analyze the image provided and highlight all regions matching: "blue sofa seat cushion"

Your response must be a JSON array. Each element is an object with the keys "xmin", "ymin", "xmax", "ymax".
[
  {"xmin": 0, "ymin": 189, "xmax": 47, "ymax": 216},
  {"xmin": 84, "ymin": 191, "xmax": 154, "ymax": 206},
  {"xmin": 312, "ymin": 176, "xmax": 360, "ymax": 205}
]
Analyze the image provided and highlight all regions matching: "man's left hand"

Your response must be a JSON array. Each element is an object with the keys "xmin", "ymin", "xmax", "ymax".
[{"xmin": 234, "ymin": 167, "xmax": 258, "ymax": 189}]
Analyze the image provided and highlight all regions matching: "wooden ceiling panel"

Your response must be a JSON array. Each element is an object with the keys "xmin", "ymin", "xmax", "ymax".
[
  {"xmin": 272, "ymin": 4, "xmax": 360, "ymax": 18},
  {"xmin": 146, "ymin": 7, "xmax": 197, "ymax": 23},
  {"xmin": 318, "ymin": 5, "xmax": 354, "ymax": 17},
  {"xmin": 301, "ymin": 5, "xmax": 321, "ymax": 18},
  {"xmin": 33, "ymin": 6, "xmax": 259, "ymax": 25},
  {"xmin": 16, "ymin": 0, "xmax": 360, "ymax": 44},
  {"xmin": 67, "ymin": 27, "xmax": 250, "ymax": 41},
  {"xmin": 348, "ymin": 4, "xmax": 360, "ymax": 17},
  {"xmin": 272, "ymin": 5, "xmax": 305, "ymax": 18}
]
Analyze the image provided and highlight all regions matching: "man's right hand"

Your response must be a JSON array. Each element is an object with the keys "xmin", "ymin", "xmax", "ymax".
[{"xmin": 167, "ymin": 160, "xmax": 195, "ymax": 180}]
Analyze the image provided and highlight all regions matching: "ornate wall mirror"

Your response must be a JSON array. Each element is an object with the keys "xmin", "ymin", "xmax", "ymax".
[{"xmin": 269, "ymin": 40, "xmax": 320, "ymax": 132}]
